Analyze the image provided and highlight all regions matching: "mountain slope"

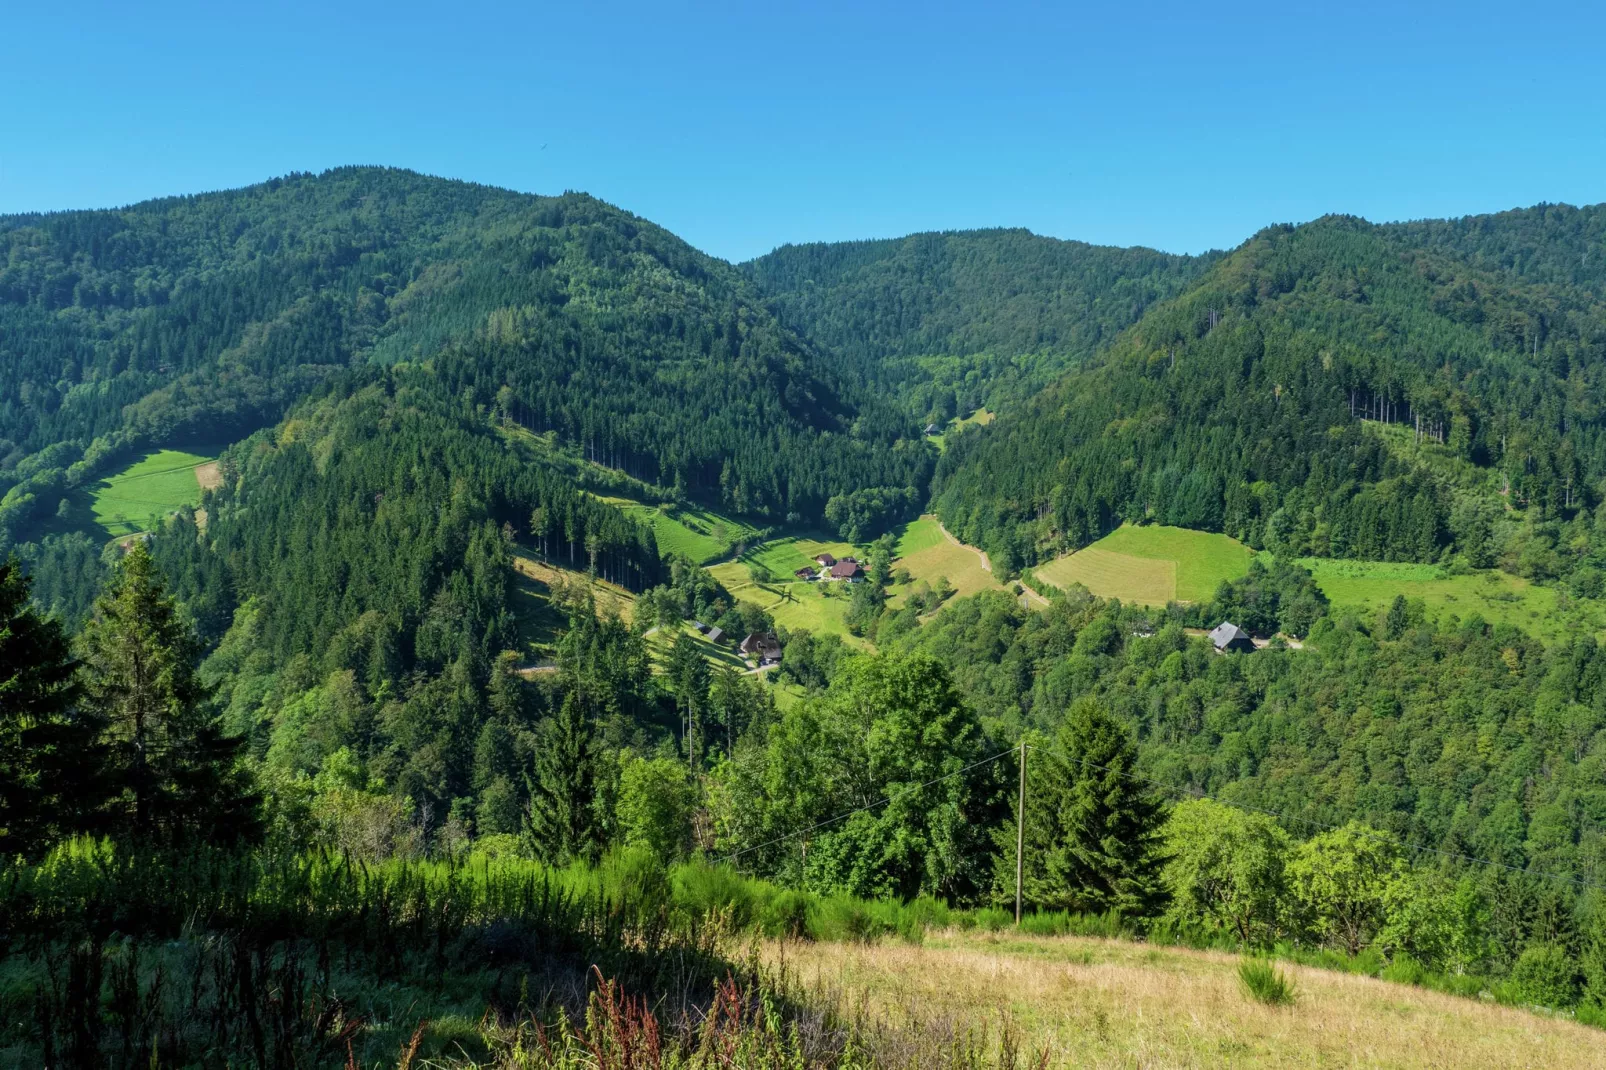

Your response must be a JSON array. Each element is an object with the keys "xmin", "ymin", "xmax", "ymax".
[
  {"xmin": 0, "ymin": 169, "xmax": 934, "ymax": 618},
  {"xmin": 742, "ymin": 229, "xmax": 1216, "ymax": 418},
  {"xmin": 931, "ymin": 207, "xmax": 1606, "ymax": 575}
]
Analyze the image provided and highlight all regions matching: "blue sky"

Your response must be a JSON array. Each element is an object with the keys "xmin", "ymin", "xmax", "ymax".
[{"xmin": 5, "ymin": 1, "xmax": 1604, "ymax": 262}]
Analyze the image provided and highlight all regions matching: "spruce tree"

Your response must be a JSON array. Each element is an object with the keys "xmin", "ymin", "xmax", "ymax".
[
  {"xmin": 524, "ymin": 690, "xmax": 605, "ymax": 862},
  {"xmin": 0, "ymin": 559, "xmax": 108, "ymax": 855},
  {"xmin": 80, "ymin": 543, "xmax": 260, "ymax": 845},
  {"xmin": 1008, "ymin": 698, "xmax": 1168, "ymax": 916}
]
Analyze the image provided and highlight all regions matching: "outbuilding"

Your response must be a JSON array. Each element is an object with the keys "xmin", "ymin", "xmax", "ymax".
[{"xmin": 1209, "ymin": 621, "xmax": 1255, "ymax": 654}]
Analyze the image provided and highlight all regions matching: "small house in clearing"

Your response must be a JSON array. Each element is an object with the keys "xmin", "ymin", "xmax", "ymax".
[
  {"xmin": 814, "ymin": 552, "xmax": 836, "ymax": 567},
  {"xmin": 740, "ymin": 631, "xmax": 782, "ymax": 665},
  {"xmin": 1209, "ymin": 622, "xmax": 1254, "ymax": 654},
  {"xmin": 794, "ymin": 566, "xmax": 816, "ymax": 580},
  {"xmin": 924, "ymin": 423, "xmax": 940, "ymax": 436},
  {"xmin": 829, "ymin": 558, "xmax": 864, "ymax": 581},
  {"xmin": 706, "ymin": 627, "xmax": 725, "ymax": 644}
]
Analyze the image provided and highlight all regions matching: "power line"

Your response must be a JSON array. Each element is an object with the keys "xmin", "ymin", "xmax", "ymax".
[{"xmin": 720, "ymin": 747, "xmax": 1017, "ymax": 866}]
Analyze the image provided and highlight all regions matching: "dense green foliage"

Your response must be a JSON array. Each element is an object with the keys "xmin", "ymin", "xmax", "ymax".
[
  {"xmin": 933, "ymin": 208, "xmax": 1606, "ymax": 573},
  {"xmin": 744, "ymin": 229, "xmax": 1214, "ymax": 418}
]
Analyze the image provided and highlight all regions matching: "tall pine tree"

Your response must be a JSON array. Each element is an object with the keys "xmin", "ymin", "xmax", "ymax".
[
  {"xmin": 1004, "ymin": 698, "xmax": 1168, "ymax": 916},
  {"xmin": 80, "ymin": 543, "xmax": 260, "ymax": 846},
  {"xmin": 0, "ymin": 559, "xmax": 108, "ymax": 855},
  {"xmin": 524, "ymin": 690, "xmax": 606, "ymax": 863}
]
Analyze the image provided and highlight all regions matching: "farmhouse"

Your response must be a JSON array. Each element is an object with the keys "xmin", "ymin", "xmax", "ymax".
[
  {"xmin": 740, "ymin": 631, "xmax": 782, "ymax": 665},
  {"xmin": 1208, "ymin": 621, "xmax": 1254, "ymax": 654},
  {"xmin": 829, "ymin": 558, "xmax": 864, "ymax": 581},
  {"xmin": 814, "ymin": 552, "xmax": 836, "ymax": 567},
  {"xmin": 793, "ymin": 566, "xmax": 816, "ymax": 580}
]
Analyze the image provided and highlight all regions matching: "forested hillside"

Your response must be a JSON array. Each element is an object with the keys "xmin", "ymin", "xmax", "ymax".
[
  {"xmin": 0, "ymin": 168, "xmax": 932, "ymax": 619},
  {"xmin": 743, "ymin": 229, "xmax": 1215, "ymax": 419},
  {"xmin": 932, "ymin": 207, "xmax": 1606, "ymax": 574}
]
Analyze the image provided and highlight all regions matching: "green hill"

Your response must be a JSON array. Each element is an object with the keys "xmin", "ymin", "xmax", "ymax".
[
  {"xmin": 0, "ymin": 168, "xmax": 933, "ymax": 619},
  {"xmin": 743, "ymin": 228, "xmax": 1217, "ymax": 419},
  {"xmin": 931, "ymin": 206, "xmax": 1606, "ymax": 586}
]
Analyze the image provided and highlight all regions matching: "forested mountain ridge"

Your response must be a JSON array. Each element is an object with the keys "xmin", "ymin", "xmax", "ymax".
[
  {"xmin": 0, "ymin": 168, "xmax": 926, "ymax": 527},
  {"xmin": 1, "ymin": 168, "xmax": 933, "ymax": 617},
  {"xmin": 742, "ymin": 229, "xmax": 1217, "ymax": 419},
  {"xmin": 932, "ymin": 206, "xmax": 1606, "ymax": 576}
]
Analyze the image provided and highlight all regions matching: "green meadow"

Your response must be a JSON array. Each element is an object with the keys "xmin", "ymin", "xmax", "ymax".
[
  {"xmin": 1037, "ymin": 524, "xmax": 1257, "ymax": 605},
  {"xmin": 1297, "ymin": 558, "xmax": 1605, "ymax": 644},
  {"xmin": 599, "ymin": 497, "xmax": 759, "ymax": 565},
  {"xmin": 88, "ymin": 448, "xmax": 221, "ymax": 538}
]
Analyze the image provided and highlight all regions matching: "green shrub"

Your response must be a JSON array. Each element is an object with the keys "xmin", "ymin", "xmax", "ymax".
[
  {"xmin": 1238, "ymin": 958, "xmax": 1297, "ymax": 1006},
  {"xmin": 1506, "ymin": 943, "xmax": 1579, "ymax": 1008},
  {"xmin": 972, "ymin": 907, "xmax": 1012, "ymax": 932},
  {"xmin": 811, "ymin": 895, "xmax": 890, "ymax": 943},
  {"xmin": 760, "ymin": 889, "xmax": 813, "ymax": 939},
  {"xmin": 1380, "ymin": 954, "xmax": 1427, "ymax": 986},
  {"xmin": 1019, "ymin": 910, "xmax": 1070, "ymax": 936}
]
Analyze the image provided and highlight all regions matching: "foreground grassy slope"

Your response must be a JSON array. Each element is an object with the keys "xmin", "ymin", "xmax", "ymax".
[
  {"xmin": 775, "ymin": 931, "xmax": 1601, "ymax": 1069},
  {"xmin": 1036, "ymin": 524, "xmax": 1256, "ymax": 605}
]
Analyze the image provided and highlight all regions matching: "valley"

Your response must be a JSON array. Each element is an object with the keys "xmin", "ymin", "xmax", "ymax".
[{"xmin": 5, "ymin": 169, "xmax": 1606, "ymax": 1065}]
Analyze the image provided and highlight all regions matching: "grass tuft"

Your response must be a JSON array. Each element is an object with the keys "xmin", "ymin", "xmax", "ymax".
[{"xmin": 1238, "ymin": 957, "xmax": 1298, "ymax": 1006}]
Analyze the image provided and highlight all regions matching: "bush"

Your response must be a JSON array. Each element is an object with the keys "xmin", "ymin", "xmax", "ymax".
[
  {"xmin": 761, "ymin": 889, "xmax": 813, "ymax": 939},
  {"xmin": 971, "ymin": 907, "xmax": 1012, "ymax": 932},
  {"xmin": 1506, "ymin": 943, "xmax": 1579, "ymax": 1008},
  {"xmin": 1238, "ymin": 958, "xmax": 1297, "ymax": 1006},
  {"xmin": 1379, "ymin": 953, "xmax": 1427, "ymax": 986}
]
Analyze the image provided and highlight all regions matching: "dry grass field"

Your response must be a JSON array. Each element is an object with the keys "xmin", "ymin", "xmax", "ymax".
[
  {"xmin": 770, "ymin": 931, "xmax": 1600, "ymax": 1069},
  {"xmin": 1038, "ymin": 545, "xmax": 1179, "ymax": 605},
  {"xmin": 894, "ymin": 515, "xmax": 1008, "ymax": 602}
]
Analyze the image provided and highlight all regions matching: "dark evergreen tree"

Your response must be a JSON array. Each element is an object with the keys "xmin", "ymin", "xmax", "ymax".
[
  {"xmin": 80, "ymin": 544, "xmax": 259, "ymax": 845},
  {"xmin": 524, "ymin": 691, "xmax": 606, "ymax": 863},
  {"xmin": 1007, "ymin": 697, "xmax": 1168, "ymax": 916},
  {"xmin": 0, "ymin": 559, "xmax": 108, "ymax": 854}
]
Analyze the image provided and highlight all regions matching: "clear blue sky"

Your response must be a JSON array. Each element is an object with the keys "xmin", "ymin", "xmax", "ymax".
[{"xmin": 6, "ymin": 1, "xmax": 1604, "ymax": 262}]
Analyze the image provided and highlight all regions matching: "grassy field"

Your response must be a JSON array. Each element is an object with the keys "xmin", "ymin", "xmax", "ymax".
[
  {"xmin": 598, "ymin": 497, "xmax": 759, "ymax": 565},
  {"xmin": 89, "ymin": 447, "xmax": 222, "ymax": 537},
  {"xmin": 708, "ymin": 515, "xmax": 1015, "ymax": 641},
  {"xmin": 1037, "ymin": 524, "xmax": 1256, "ymax": 605},
  {"xmin": 715, "ymin": 561, "xmax": 866, "ymax": 644},
  {"xmin": 740, "ymin": 532, "xmax": 859, "ymax": 579},
  {"xmin": 1298, "ymin": 558, "xmax": 1606, "ymax": 644},
  {"xmin": 772, "ymin": 931, "xmax": 1601, "ymax": 1069},
  {"xmin": 891, "ymin": 515, "xmax": 1007, "ymax": 603},
  {"xmin": 508, "ymin": 546, "xmax": 637, "ymax": 664},
  {"xmin": 644, "ymin": 620, "xmax": 751, "ymax": 672},
  {"xmin": 930, "ymin": 407, "xmax": 994, "ymax": 451}
]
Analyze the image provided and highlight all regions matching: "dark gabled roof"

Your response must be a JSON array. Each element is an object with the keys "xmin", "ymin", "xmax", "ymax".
[
  {"xmin": 794, "ymin": 566, "xmax": 815, "ymax": 577},
  {"xmin": 740, "ymin": 631, "xmax": 780, "ymax": 654},
  {"xmin": 1208, "ymin": 622, "xmax": 1251, "ymax": 648},
  {"xmin": 830, "ymin": 560, "xmax": 863, "ymax": 578},
  {"xmin": 814, "ymin": 552, "xmax": 836, "ymax": 566},
  {"xmin": 924, "ymin": 423, "xmax": 940, "ymax": 434},
  {"xmin": 706, "ymin": 627, "xmax": 724, "ymax": 643}
]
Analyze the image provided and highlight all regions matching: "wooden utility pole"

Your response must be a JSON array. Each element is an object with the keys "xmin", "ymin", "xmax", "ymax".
[{"xmin": 1015, "ymin": 738, "xmax": 1027, "ymax": 925}]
